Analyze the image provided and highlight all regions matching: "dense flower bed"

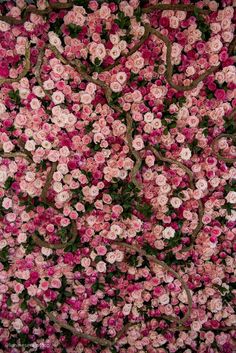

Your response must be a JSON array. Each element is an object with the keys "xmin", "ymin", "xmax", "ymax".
[{"xmin": 0, "ymin": 0, "xmax": 235, "ymax": 352}]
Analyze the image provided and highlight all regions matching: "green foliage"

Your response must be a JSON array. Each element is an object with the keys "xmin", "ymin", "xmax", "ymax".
[
  {"xmin": 128, "ymin": 254, "xmax": 139, "ymax": 266},
  {"xmin": 57, "ymin": 275, "xmax": 73, "ymax": 302},
  {"xmin": 224, "ymin": 118, "xmax": 236, "ymax": 134},
  {"xmin": 9, "ymin": 89, "xmax": 21, "ymax": 105},
  {"xmin": 136, "ymin": 203, "xmax": 153, "ymax": 219},
  {"xmin": 4, "ymin": 177, "xmax": 14, "ymax": 190},
  {"xmin": 194, "ymin": 8, "xmax": 211, "ymax": 41},
  {"xmin": 53, "ymin": 18, "xmax": 64, "ymax": 36},
  {"xmin": 0, "ymin": 246, "xmax": 10, "ymax": 270},
  {"xmin": 143, "ymin": 243, "xmax": 158, "ymax": 256},
  {"xmin": 67, "ymin": 24, "xmax": 82, "ymax": 38},
  {"xmin": 189, "ymin": 139, "xmax": 202, "ymax": 154},
  {"xmin": 105, "ymin": 268, "xmax": 123, "ymax": 283},
  {"xmin": 7, "ymin": 297, "xmax": 12, "ymax": 307},
  {"xmin": 109, "ymin": 180, "xmax": 153, "ymax": 219},
  {"xmin": 92, "ymin": 280, "xmax": 104, "ymax": 293},
  {"xmin": 114, "ymin": 11, "xmax": 131, "ymax": 30},
  {"xmin": 134, "ymin": 7, "xmax": 142, "ymax": 22},
  {"xmin": 87, "ymin": 141, "xmax": 102, "ymax": 151},
  {"xmin": 214, "ymin": 283, "xmax": 234, "ymax": 305},
  {"xmin": 85, "ymin": 122, "xmax": 94, "ymax": 133},
  {"xmin": 164, "ymin": 252, "xmax": 188, "ymax": 266},
  {"xmin": 24, "ymin": 235, "xmax": 35, "ymax": 255},
  {"xmin": 165, "ymin": 230, "xmax": 182, "ymax": 249}
]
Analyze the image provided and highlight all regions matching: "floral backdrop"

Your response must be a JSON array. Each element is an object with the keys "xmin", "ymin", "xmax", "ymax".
[{"xmin": 0, "ymin": 0, "xmax": 235, "ymax": 352}]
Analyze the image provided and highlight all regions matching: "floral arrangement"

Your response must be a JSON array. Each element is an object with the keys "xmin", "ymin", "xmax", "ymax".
[{"xmin": 0, "ymin": 0, "xmax": 235, "ymax": 352}]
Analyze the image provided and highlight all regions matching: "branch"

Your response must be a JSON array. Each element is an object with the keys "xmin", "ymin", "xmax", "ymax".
[
  {"xmin": 126, "ymin": 112, "xmax": 142, "ymax": 189},
  {"xmin": 112, "ymin": 241, "xmax": 192, "ymax": 324},
  {"xmin": 48, "ymin": 44, "xmax": 141, "ymax": 189},
  {"xmin": 147, "ymin": 145, "xmax": 194, "ymax": 188},
  {"xmin": 34, "ymin": 45, "xmax": 52, "ymax": 98},
  {"xmin": 211, "ymin": 133, "xmax": 236, "ymax": 164},
  {"xmin": 32, "ymin": 296, "xmax": 113, "ymax": 347},
  {"xmin": 147, "ymin": 145, "xmax": 204, "ymax": 252},
  {"xmin": 101, "ymin": 23, "xmax": 151, "ymax": 72},
  {"xmin": 32, "ymin": 219, "xmax": 78, "ymax": 250},
  {"xmin": 0, "ymin": 42, "xmax": 31, "ymax": 85},
  {"xmin": 17, "ymin": 139, "xmax": 34, "ymax": 163},
  {"xmin": 0, "ymin": 152, "xmax": 32, "ymax": 162},
  {"xmin": 149, "ymin": 27, "xmax": 219, "ymax": 92},
  {"xmin": 41, "ymin": 162, "xmax": 58, "ymax": 202}
]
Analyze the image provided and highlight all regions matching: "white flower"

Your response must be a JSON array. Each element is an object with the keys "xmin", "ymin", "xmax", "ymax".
[
  {"xmin": 226, "ymin": 191, "xmax": 236, "ymax": 204},
  {"xmin": 25, "ymin": 140, "xmax": 36, "ymax": 151},
  {"xmin": 180, "ymin": 147, "xmax": 191, "ymax": 160},
  {"xmin": 132, "ymin": 135, "xmax": 144, "ymax": 151},
  {"xmin": 163, "ymin": 226, "xmax": 175, "ymax": 239},
  {"xmin": 52, "ymin": 91, "xmax": 65, "ymax": 105},
  {"xmin": 195, "ymin": 179, "xmax": 208, "ymax": 191},
  {"xmin": 0, "ymin": 170, "xmax": 8, "ymax": 183},
  {"xmin": 12, "ymin": 319, "xmax": 23, "ymax": 331}
]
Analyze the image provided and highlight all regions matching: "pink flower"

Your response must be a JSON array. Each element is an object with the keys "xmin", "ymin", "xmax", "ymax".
[
  {"xmin": 52, "ymin": 91, "xmax": 65, "ymax": 105},
  {"xmin": 163, "ymin": 226, "xmax": 175, "ymax": 239},
  {"xmin": 132, "ymin": 135, "xmax": 144, "ymax": 151},
  {"xmin": 214, "ymin": 89, "xmax": 226, "ymax": 100},
  {"xmin": 96, "ymin": 261, "xmax": 106, "ymax": 273},
  {"xmin": 2, "ymin": 197, "xmax": 12, "ymax": 209}
]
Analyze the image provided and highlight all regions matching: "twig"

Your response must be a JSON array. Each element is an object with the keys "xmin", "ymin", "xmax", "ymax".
[
  {"xmin": 34, "ymin": 45, "xmax": 52, "ymax": 98},
  {"xmin": 0, "ymin": 152, "xmax": 32, "ymax": 162},
  {"xmin": 17, "ymin": 139, "xmax": 34, "ymax": 163},
  {"xmin": 101, "ymin": 24, "xmax": 151, "ymax": 72},
  {"xmin": 149, "ymin": 27, "xmax": 219, "ymax": 92},
  {"xmin": 147, "ymin": 145, "xmax": 204, "ymax": 252},
  {"xmin": 126, "ymin": 112, "xmax": 142, "ymax": 189},
  {"xmin": 112, "ymin": 241, "xmax": 192, "ymax": 324},
  {"xmin": 32, "ymin": 296, "xmax": 113, "ymax": 347},
  {"xmin": 41, "ymin": 162, "xmax": 58, "ymax": 202},
  {"xmin": 32, "ymin": 219, "xmax": 77, "ymax": 250},
  {"xmin": 211, "ymin": 133, "xmax": 236, "ymax": 164},
  {"xmin": 0, "ymin": 42, "xmax": 31, "ymax": 85},
  {"xmin": 147, "ymin": 145, "xmax": 194, "ymax": 188},
  {"xmin": 48, "ymin": 44, "xmax": 141, "ymax": 189}
]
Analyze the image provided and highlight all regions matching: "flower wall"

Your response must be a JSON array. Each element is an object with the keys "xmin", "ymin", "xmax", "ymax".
[{"xmin": 0, "ymin": 0, "xmax": 235, "ymax": 352}]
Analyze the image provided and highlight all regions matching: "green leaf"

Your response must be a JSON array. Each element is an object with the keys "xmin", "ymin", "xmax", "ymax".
[
  {"xmin": 7, "ymin": 297, "xmax": 12, "ymax": 307},
  {"xmin": 67, "ymin": 24, "xmax": 82, "ymax": 38},
  {"xmin": 87, "ymin": 141, "xmax": 101, "ymax": 151},
  {"xmin": 199, "ymin": 115, "xmax": 209, "ymax": 128},
  {"xmin": 9, "ymin": 89, "xmax": 21, "ymax": 104},
  {"xmin": 20, "ymin": 300, "xmax": 27, "ymax": 310},
  {"xmin": 0, "ymin": 246, "xmax": 10, "ymax": 270},
  {"xmin": 52, "ymin": 18, "xmax": 64, "ymax": 36},
  {"xmin": 134, "ymin": 7, "xmax": 142, "ymax": 21},
  {"xmin": 136, "ymin": 203, "xmax": 153, "ymax": 219},
  {"xmin": 92, "ymin": 281, "xmax": 104, "ymax": 293},
  {"xmin": 4, "ymin": 177, "xmax": 14, "ymax": 190},
  {"xmin": 143, "ymin": 244, "xmax": 158, "ymax": 256},
  {"xmin": 85, "ymin": 121, "xmax": 94, "ymax": 133},
  {"xmin": 128, "ymin": 254, "xmax": 138, "ymax": 267},
  {"xmin": 94, "ymin": 57, "xmax": 101, "ymax": 66}
]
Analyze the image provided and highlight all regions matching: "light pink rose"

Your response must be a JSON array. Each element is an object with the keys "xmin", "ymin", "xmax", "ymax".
[{"xmin": 132, "ymin": 135, "xmax": 144, "ymax": 151}]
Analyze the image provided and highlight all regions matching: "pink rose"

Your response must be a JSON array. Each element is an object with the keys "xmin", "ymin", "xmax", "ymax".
[{"xmin": 132, "ymin": 135, "xmax": 144, "ymax": 151}]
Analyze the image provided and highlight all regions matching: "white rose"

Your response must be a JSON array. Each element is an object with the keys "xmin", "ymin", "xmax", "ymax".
[
  {"xmin": 163, "ymin": 226, "xmax": 175, "ymax": 239},
  {"xmin": 0, "ymin": 170, "xmax": 8, "ymax": 183},
  {"xmin": 180, "ymin": 147, "xmax": 192, "ymax": 160},
  {"xmin": 226, "ymin": 191, "xmax": 236, "ymax": 204}
]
